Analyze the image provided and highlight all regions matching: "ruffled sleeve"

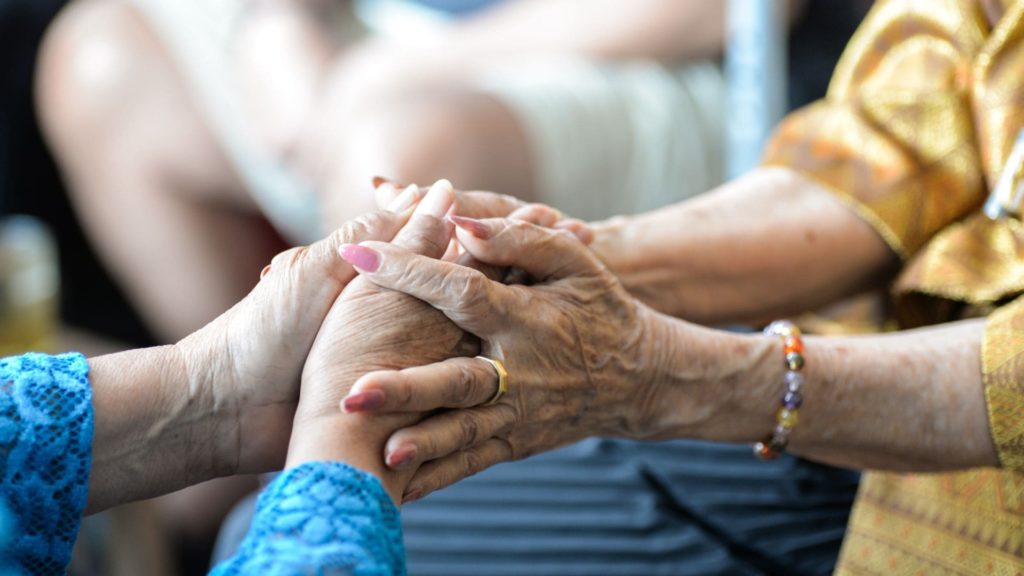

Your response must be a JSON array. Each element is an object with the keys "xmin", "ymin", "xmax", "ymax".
[
  {"xmin": 0, "ymin": 353, "xmax": 93, "ymax": 575},
  {"xmin": 762, "ymin": 0, "xmax": 990, "ymax": 258},
  {"xmin": 210, "ymin": 462, "xmax": 405, "ymax": 575}
]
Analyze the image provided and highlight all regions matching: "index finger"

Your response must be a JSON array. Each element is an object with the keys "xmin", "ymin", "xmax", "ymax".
[
  {"xmin": 391, "ymin": 179, "xmax": 456, "ymax": 258},
  {"xmin": 343, "ymin": 356, "xmax": 503, "ymax": 413}
]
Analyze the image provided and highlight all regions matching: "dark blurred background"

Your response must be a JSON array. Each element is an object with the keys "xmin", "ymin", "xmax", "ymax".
[{"xmin": 0, "ymin": 0, "xmax": 154, "ymax": 347}]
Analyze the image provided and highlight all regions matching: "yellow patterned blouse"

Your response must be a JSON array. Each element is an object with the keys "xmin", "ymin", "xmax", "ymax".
[{"xmin": 764, "ymin": 0, "xmax": 1024, "ymax": 573}]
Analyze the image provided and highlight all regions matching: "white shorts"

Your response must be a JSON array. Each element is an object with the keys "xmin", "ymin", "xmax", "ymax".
[
  {"xmin": 130, "ymin": 0, "xmax": 725, "ymax": 239},
  {"xmin": 480, "ymin": 57, "xmax": 725, "ymax": 221}
]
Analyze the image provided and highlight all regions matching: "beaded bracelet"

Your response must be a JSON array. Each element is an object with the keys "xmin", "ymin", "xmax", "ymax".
[{"xmin": 753, "ymin": 320, "xmax": 805, "ymax": 460}]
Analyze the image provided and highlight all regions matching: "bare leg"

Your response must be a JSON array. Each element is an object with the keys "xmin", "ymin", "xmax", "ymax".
[
  {"xmin": 37, "ymin": 1, "xmax": 280, "ymax": 570},
  {"xmin": 37, "ymin": 0, "xmax": 284, "ymax": 342},
  {"xmin": 322, "ymin": 89, "xmax": 537, "ymax": 229}
]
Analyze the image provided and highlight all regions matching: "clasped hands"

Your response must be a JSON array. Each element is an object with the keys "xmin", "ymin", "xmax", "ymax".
[{"xmin": 179, "ymin": 178, "xmax": 688, "ymax": 505}]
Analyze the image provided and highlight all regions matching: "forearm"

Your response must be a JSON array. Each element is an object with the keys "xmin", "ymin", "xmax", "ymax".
[
  {"xmin": 591, "ymin": 168, "xmax": 898, "ymax": 324},
  {"xmin": 87, "ymin": 345, "xmax": 234, "ymax": 513},
  {"xmin": 285, "ymin": 415, "xmax": 412, "ymax": 504},
  {"xmin": 649, "ymin": 315, "xmax": 998, "ymax": 471}
]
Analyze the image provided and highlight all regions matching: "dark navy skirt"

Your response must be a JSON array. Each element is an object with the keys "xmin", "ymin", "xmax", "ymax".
[{"xmin": 216, "ymin": 439, "xmax": 858, "ymax": 575}]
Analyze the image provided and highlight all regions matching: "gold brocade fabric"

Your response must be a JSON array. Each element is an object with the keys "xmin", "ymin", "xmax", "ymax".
[{"xmin": 762, "ymin": 0, "xmax": 1024, "ymax": 573}]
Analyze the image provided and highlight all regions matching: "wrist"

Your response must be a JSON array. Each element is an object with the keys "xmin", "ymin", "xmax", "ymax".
[
  {"xmin": 171, "ymin": 326, "xmax": 243, "ymax": 478},
  {"xmin": 639, "ymin": 314, "xmax": 779, "ymax": 442},
  {"xmin": 285, "ymin": 413, "xmax": 413, "ymax": 504}
]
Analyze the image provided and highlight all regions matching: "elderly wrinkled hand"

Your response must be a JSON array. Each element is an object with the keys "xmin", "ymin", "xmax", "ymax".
[
  {"xmin": 285, "ymin": 180, "xmax": 483, "ymax": 501},
  {"xmin": 338, "ymin": 216, "xmax": 675, "ymax": 502},
  {"xmin": 374, "ymin": 177, "xmax": 593, "ymax": 244},
  {"xmin": 171, "ymin": 188, "xmax": 428, "ymax": 477}
]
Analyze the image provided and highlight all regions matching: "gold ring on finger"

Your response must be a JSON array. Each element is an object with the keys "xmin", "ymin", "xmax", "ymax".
[{"xmin": 475, "ymin": 356, "xmax": 508, "ymax": 406}]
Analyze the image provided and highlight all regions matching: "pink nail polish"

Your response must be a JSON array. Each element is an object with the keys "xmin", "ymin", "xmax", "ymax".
[
  {"xmin": 387, "ymin": 445, "xmax": 418, "ymax": 469},
  {"xmin": 342, "ymin": 389, "xmax": 386, "ymax": 413},
  {"xmin": 259, "ymin": 264, "xmax": 272, "ymax": 279},
  {"xmin": 338, "ymin": 244, "xmax": 381, "ymax": 273},
  {"xmin": 450, "ymin": 215, "xmax": 490, "ymax": 239},
  {"xmin": 402, "ymin": 488, "xmax": 423, "ymax": 504}
]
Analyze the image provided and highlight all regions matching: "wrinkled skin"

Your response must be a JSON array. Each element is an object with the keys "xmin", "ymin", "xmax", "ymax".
[
  {"xmin": 173, "ymin": 208, "xmax": 416, "ymax": 476},
  {"xmin": 340, "ymin": 217, "xmax": 674, "ymax": 501}
]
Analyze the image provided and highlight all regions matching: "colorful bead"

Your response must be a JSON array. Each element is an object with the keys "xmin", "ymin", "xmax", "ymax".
[
  {"xmin": 754, "ymin": 320, "xmax": 807, "ymax": 462},
  {"xmin": 753, "ymin": 441, "xmax": 779, "ymax": 460},
  {"xmin": 783, "ymin": 390, "xmax": 803, "ymax": 409},
  {"xmin": 785, "ymin": 371, "xmax": 804, "ymax": 392},
  {"xmin": 783, "ymin": 337, "xmax": 804, "ymax": 354},
  {"xmin": 768, "ymin": 436, "xmax": 789, "ymax": 453},
  {"xmin": 764, "ymin": 320, "xmax": 799, "ymax": 338},
  {"xmin": 777, "ymin": 407, "xmax": 800, "ymax": 428}
]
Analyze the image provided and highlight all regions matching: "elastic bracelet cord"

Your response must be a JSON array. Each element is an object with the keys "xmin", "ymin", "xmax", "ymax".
[{"xmin": 753, "ymin": 320, "xmax": 804, "ymax": 460}]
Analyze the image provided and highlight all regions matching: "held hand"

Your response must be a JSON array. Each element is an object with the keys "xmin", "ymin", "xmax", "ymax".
[
  {"xmin": 285, "ymin": 181, "xmax": 476, "ymax": 501},
  {"xmin": 171, "ymin": 196, "xmax": 424, "ymax": 477},
  {"xmin": 374, "ymin": 177, "xmax": 593, "ymax": 244},
  {"xmin": 339, "ymin": 218, "xmax": 673, "ymax": 502}
]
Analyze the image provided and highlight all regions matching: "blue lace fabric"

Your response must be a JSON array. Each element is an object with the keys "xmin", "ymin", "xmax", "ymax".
[
  {"xmin": 0, "ymin": 351, "xmax": 405, "ymax": 575},
  {"xmin": 0, "ymin": 353, "xmax": 93, "ymax": 575},
  {"xmin": 211, "ymin": 462, "xmax": 405, "ymax": 576}
]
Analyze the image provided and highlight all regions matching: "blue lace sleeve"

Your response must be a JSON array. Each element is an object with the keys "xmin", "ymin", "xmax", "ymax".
[
  {"xmin": 0, "ymin": 353, "xmax": 92, "ymax": 576},
  {"xmin": 211, "ymin": 462, "xmax": 406, "ymax": 576}
]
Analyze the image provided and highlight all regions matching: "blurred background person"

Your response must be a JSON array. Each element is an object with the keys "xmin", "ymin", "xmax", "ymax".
[{"xmin": 0, "ymin": 0, "xmax": 870, "ymax": 573}]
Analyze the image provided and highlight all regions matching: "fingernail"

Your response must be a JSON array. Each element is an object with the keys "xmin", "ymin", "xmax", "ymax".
[
  {"xmin": 386, "ymin": 184, "xmax": 420, "ymax": 213},
  {"xmin": 372, "ymin": 175, "xmax": 392, "ymax": 189},
  {"xmin": 338, "ymin": 244, "xmax": 381, "ymax": 273},
  {"xmin": 387, "ymin": 445, "xmax": 418, "ymax": 469},
  {"xmin": 415, "ymin": 179, "xmax": 454, "ymax": 218},
  {"xmin": 450, "ymin": 215, "xmax": 490, "ymax": 239},
  {"xmin": 402, "ymin": 487, "xmax": 423, "ymax": 504},
  {"xmin": 341, "ymin": 389, "xmax": 386, "ymax": 413},
  {"xmin": 259, "ymin": 264, "xmax": 272, "ymax": 279}
]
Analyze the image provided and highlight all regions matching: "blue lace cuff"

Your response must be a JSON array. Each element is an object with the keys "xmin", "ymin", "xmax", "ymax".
[
  {"xmin": 211, "ymin": 461, "xmax": 406, "ymax": 575},
  {"xmin": 0, "ymin": 353, "xmax": 92, "ymax": 575}
]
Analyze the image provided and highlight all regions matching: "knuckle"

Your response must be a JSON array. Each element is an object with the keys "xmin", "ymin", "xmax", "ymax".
[
  {"xmin": 396, "ymin": 377, "xmax": 415, "ymax": 409},
  {"xmin": 507, "ymin": 219, "xmax": 534, "ymax": 235},
  {"xmin": 446, "ymin": 364, "xmax": 477, "ymax": 406},
  {"xmin": 334, "ymin": 214, "xmax": 377, "ymax": 245},
  {"xmin": 457, "ymin": 413, "xmax": 482, "ymax": 446},
  {"xmin": 399, "ymin": 215, "xmax": 448, "ymax": 256},
  {"xmin": 451, "ymin": 270, "xmax": 495, "ymax": 317},
  {"xmin": 270, "ymin": 246, "xmax": 308, "ymax": 272},
  {"xmin": 461, "ymin": 449, "xmax": 485, "ymax": 476}
]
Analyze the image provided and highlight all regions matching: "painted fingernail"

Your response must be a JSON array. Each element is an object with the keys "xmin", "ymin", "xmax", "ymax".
[
  {"xmin": 386, "ymin": 184, "xmax": 420, "ymax": 213},
  {"xmin": 372, "ymin": 175, "xmax": 392, "ymax": 189},
  {"xmin": 341, "ymin": 389, "xmax": 386, "ymax": 413},
  {"xmin": 387, "ymin": 445, "xmax": 418, "ymax": 469},
  {"xmin": 402, "ymin": 487, "xmax": 423, "ymax": 504},
  {"xmin": 338, "ymin": 244, "xmax": 381, "ymax": 272},
  {"xmin": 450, "ymin": 215, "xmax": 490, "ymax": 239},
  {"xmin": 415, "ymin": 179, "xmax": 454, "ymax": 218},
  {"xmin": 260, "ymin": 264, "xmax": 272, "ymax": 279}
]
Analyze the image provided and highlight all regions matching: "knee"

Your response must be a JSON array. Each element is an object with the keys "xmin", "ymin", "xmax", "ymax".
[
  {"xmin": 36, "ymin": 0, "xmax": 159, "ymax": 152},
  {"xmin": 350, "ymin": 94, "xmax": 502, "ymax": 188}
]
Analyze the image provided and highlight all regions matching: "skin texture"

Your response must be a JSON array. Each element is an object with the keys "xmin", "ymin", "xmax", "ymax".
[
  {"xmin": 588, "ymin": 167, "xmax": 900, "ymax": 324},
  {"xmin": 341, "ymin": 214, "xmax": 998, "ymax": 503},
  {"xmin": 84, "ymin": 180, "xmax": 586, "ymax": 514},
  {"xmin": 285, "ymin": 182, "xmax": 475, "ymax": 503},
  {"xmin": 84, "ymin": 184, "xmax": 446, "ymax": 513}
]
